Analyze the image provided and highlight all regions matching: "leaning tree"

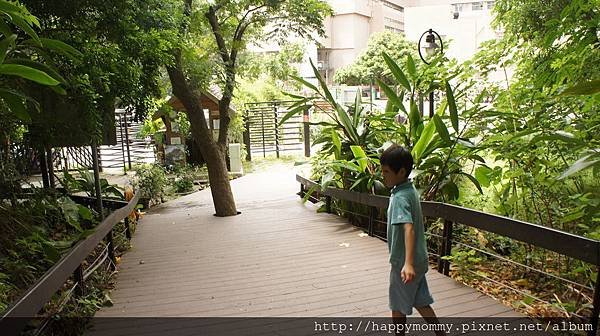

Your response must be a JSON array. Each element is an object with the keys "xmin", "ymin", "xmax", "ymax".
[{"xmin": 167, "ymin": 0, "xmax": 332, "ymax": 216}]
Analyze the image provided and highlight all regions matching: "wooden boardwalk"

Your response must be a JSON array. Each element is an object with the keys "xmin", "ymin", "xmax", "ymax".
[{"xmin": 94, "ymin": 164, "xmax": 521, "ymax": 319}]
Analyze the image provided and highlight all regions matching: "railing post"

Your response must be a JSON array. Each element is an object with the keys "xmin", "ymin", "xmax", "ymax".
[
  {"xmin": 368, "ymin": 206, "xmax": 376, "ymax": 237},
  {"xmin": 74, "ymin": 264, "xmax": 85, "ymax": 296},
  {"xmin": 590, "ymin": 267, "xmax": 600, "ymax": 336},
  {"xmin": 303, "ymin": 105, "xmax": 310, "ymax": 157},
  {"xmin": 124, "ymin": 112, "xmax": 132, "ymax": 169},
  {"xmin": 443, "ymin": 220, "xmax": 453, "ymax": 276},
  {"xmin": 438, "ymin": 219, "xmax": 453, "ymax": 275},
  {"xmin": 106, "ymin": 230, "xmax": 116, "ymax": 271},
  {"xmin": 46, "ymin": 147, "xmax": 55, "ymax": 188},
  {"xmin": 39, "ymin": 147, "xmax": 50, "ymax": 188},
  {"xmin": 325, "ymin": 196, "xmax": 332, "ymax": 214},
  {"xmin": 125, "ymin": 217, "xmax": 132, "ymax": 240},
  {"xmin": 274, "ymin": 106, "xmax": 280, "ymax": 159},
  {"xmin": 243, "ymin": 115, "xmax": 251, "ymax": 161}
]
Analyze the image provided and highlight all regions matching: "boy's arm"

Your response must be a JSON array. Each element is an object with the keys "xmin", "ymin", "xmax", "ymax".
[{"xmin": 402, "ymin": 223, "xmax": 416, "ymax": 283}]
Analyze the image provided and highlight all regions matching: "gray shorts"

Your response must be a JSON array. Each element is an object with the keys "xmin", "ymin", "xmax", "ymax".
[{"xmin": 389, "ymin": 264, "xmax": 434, "ymax": 315}]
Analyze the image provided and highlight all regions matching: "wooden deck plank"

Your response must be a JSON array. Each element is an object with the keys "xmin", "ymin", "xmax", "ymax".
[{"xmin": 95, "ymin": 164, "xmax": 522, "ymax": 321}]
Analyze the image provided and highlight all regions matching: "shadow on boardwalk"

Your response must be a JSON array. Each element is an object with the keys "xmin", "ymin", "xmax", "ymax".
[{"xmin": 92, "ymin": 163, "xmax": 522, "ymax": 323}]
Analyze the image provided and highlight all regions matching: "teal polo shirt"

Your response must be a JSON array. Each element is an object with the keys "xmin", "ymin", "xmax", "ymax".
[{"xmin": 387, "ymin": 180, "xmax": 429, "ymax": 269}]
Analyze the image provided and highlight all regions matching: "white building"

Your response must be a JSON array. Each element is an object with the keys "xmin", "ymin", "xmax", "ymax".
[{"xmin": 250, "ymin": 1, "xmax": 501, "ymax": 88}]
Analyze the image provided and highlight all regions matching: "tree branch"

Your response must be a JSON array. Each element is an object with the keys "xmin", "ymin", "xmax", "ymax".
[{"xmin": 206, "ymin": 5, "xmax": 230, "ymax": 65}]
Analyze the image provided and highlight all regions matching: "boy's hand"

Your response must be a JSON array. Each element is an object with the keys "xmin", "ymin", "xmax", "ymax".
[{"xmin": 401, "ymin": 264, "xmax": 415, "ymax": 284}]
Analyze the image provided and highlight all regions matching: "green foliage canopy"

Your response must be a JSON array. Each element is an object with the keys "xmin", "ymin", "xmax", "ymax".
[{"xmin": 333, "ymin": 31, "xmax": 416, "ymax": 85}]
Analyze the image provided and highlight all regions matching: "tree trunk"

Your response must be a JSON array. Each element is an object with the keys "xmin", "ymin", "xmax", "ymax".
[{"xmin": 167, "ymin": 52, "xmax": 238, "ymax": 217}]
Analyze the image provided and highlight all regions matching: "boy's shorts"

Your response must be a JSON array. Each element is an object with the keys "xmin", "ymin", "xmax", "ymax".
[{"xmin": 389, "ymin": 263, "xmax": 434, "ymax": 315}]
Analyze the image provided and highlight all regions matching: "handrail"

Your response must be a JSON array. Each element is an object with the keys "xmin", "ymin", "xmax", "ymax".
[
  {"xmin": 296, "ymin": 174, "xmax": 600, "ymax": 336},
  {"xmin": 0, "ymin": 190, "xmax": 140, "ymax": 335},
  {"xmin": 296, "ymin": 174, "xmax": 600, "ymax": 265}
]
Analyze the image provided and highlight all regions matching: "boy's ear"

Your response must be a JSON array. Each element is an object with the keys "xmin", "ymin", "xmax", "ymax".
[{"xmin": 398, "ymin": 167, "xmax": 407, "ymax": 179}]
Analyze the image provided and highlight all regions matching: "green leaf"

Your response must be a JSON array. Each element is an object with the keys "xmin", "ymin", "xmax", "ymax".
[
  {"xmin": 353, "ymin": 88, "xmax": 361, "ymax": 127},
  {"xmin": 0, "ymin": 89, "xmax": 29, "ymax": 122},
  {"xmin": 331, "ymin": 129, "xmax": 341, "ymax": 159},
  {"xmin": 382, "ymin": 51, "xmax": 411, "ymax": 92},
  {"xmin": 459, "ymin": 172, "xmax": 483, "ymax": 194},
  {"xmin": 302, "ymin": 185, "xmax": 319, "ymax": 204},
  {"xmin": 350, "ymin": 176, "xmax": 368, "ymax": 191},
  {"xmin": 290, "ymin": 74, "xmax": 319, "ymax": 92},
  {"xmin": 310, "ymin": 58, "xmax": 359, "ymax": 143},
  {"xmin": 39, "ymin": 38, "xmax": 83, "ymax": 60},
  {"xmin": 78, "ymin": 205, "xmax": 93, "ymax": 221},
  {"xmin": 432, "ymin": 115, "xmax": 450, "ymax": 143},
  {"xmin": 9, "ymin": 13, "xmax": 40, "ymax": 44},
  {"xmin": 42, "ymin": 242, "xmax": 61, "ymax": 263},
  {"xmin": 376, "ymin": 78, "xmax": 405, "ymax": 113},
  {"xmin": 530, "ymin": 131, "xmax": 582, "ymax": 145},
  {"xmin": 330, "ymin": 161, "xmax": 361, "ymax": 172},
  {"xmin": 5, "ymin": 58, "xmax": 66, "ymax": 84},
  {"xmin": 468, "ymin": 155, "xmax": 486, "ymax": 163},
  {"xmin": 445, "ymin": 81, "xmax": 459, "ymax": 131},
  {"xmin": 560, "ymin": 79, "xmax": 600, "ymax": 96},
  {"xmin": 441, "ymin": 180, "xmax": 459, "ymax": 200},
  {"xmin": 0, "ymin": 34, "xmax": 16, "ymax": 64},
  {"xmin": 0, "ymin": 64, "xmax": 60, "ymax": 85},
  {"xmin": 412, "ymin": 118, "xmax": 436, "ymax": 163},
  {"xmin": 278, "ymin": 101, "xmax": 307, "ymax": 126},
  {"xmin": 0, "ymin": 19, "xmax": 12, "ymax": 36},
  {"xmin": 406, "ymin": 54, "xmax": 417, "ymax": 79},
  {"xmin": 475, "ymin": 166, "xmax": 493, "ymax": 187},
  {"xmin": 0, "ymin": 1, "xmax": 25, "ymax": 15},
  {"xmin": 282, "ymin": 91, "xmax": 307, "ymax": 100},
  {"xmin": 558, "ymin": 154, "xmax": 600, "ymax": 180},
  {"xmin": 561, "ymin": 210, "xmax": 585, "ymax": 223},
  {"xmin": 409, "ymin": 98, "xmax": 421, "ymax": 140},
  {"xmin": 350, "ymin": 145, "xmax": 368, "ymax": 172}
]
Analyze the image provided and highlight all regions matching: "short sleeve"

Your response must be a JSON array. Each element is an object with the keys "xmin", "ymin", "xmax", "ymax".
[{"xmin": 390, "ymin": 196, "xmax": 413, "ymax": 225}]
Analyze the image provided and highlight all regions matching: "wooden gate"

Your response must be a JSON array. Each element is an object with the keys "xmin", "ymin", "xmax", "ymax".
[{"xmin": 244, "ymin": 101, "xmax": 309, "ymax": 160}]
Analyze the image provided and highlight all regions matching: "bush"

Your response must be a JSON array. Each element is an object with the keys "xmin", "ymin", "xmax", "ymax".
[
  {"xmin": 174, "ymin": 174, "xmax": 194, "ymax": 193},
  {"xmin": 132, "ymin": 164, "xmax": 167, "ymax": 205}
]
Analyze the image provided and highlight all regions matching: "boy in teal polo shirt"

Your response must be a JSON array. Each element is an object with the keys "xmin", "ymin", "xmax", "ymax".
[{"xmin": 380, "ymin": 144, "xmax": 443, "ymax": 336}]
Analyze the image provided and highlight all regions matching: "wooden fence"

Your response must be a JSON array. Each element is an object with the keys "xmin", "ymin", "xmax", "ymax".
[
  {"xmin": 296, "ymin": 174, "xmax": 600, "ymax": 336},
  {"xmin": 0, "ymin": 191, "xmax": 140, "ymax": 335}
]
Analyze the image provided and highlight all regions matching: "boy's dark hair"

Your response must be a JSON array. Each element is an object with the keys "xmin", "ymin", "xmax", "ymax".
[{"xmin": 380, "ymin": 144, "xmax": 413, "ymax": 177}]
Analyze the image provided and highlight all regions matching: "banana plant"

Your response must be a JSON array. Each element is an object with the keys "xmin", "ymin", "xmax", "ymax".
[
  {"xmin": 374, "ymin": 52, "xmax": 486, "ymax": 201},
  {"xmin": 282, "ymin": 58, "xmax": 386, "ymax": 195},
  {"xmin": 0, "ymin": 0, "xmax": 80, "ymax": 123}
]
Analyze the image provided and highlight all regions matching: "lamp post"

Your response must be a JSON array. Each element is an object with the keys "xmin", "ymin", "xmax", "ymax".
[{"xmin": 418, "ymin": 29, "xmax": 444, "ymax": 118}]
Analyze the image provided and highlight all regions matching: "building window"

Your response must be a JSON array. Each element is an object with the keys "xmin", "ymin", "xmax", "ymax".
[
  {"xmin": 487, "ymin": 1, "xmax": 495, "ymax": 9},
  {"xmin": 472, "ymin": 2, "xmax": 483, "ymax": 10},
  {"xmin": 384, "ymin": 17, "xmax": 404, "ymax": 26},
  {"xmin": 452, "ymin": 3, "xmax": 465, "ymax": 12},
  {"xmin": 383, "ymin": 1, "xmax": 404, "ymax": 12},
  {"xmin": 385, "ymin": 26, "xmax": 404, "ymax": 34}
]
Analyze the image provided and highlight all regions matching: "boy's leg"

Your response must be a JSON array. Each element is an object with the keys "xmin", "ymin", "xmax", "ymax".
[
  {"xmin": 392, "ymin": 310, "xmax": 406, "ymax": 336},
  {"xmin": 415, "ymin": 305, "xmax": 445, "ymax": 336}
]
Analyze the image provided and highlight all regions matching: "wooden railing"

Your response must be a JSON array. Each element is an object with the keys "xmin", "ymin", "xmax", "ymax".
[
  {"xmin": 0, "ymin": 191, "xmax": 140, "ymax": 335},
  {"xmin": 296, "ymin": 174, "xmax": 600, "ymax": 336}
]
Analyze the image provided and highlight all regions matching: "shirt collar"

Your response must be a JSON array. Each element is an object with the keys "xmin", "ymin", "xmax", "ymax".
[{"xmin": 391, "ymin": 180, "xmax": 412, "ymax": 195}]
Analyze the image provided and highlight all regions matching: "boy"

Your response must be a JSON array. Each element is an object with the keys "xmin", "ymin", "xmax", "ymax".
[{"xmin": 380, "ymin": 144, "xmax": 444, "ymax": 336}]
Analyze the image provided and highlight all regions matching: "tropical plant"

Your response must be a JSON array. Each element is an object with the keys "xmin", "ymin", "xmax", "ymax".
[
  {"xmin": 62, "ymin": 169, "xmax": 124, "ymax": 199},
  {"xmin": 285, "ymin": 52, "xmax": 486, "ymax": 202},
  {"xmin": 132, "ymin": 164, "xmax": 167, "ymax": 205},
  {"xmin": 0, "ymin": 0, "xmax": 73, "ymax": 122}
]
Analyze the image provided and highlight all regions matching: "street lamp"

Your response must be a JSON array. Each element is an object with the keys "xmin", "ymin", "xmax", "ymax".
[{"xmin": 418, "ymin": 29, "xmax": 444, "ymax": 118}]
